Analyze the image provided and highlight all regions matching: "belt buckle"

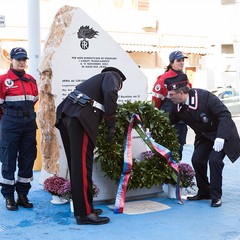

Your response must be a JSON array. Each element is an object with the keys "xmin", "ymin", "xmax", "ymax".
[{"xmin": 77, "ymin": 93, "xmax": 83, "ymax": 99}]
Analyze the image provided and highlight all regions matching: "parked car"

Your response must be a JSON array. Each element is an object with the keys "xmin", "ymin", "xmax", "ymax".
[{"xmin": 211, "ymin": 86, "xmax": 240, "ymax": 116}]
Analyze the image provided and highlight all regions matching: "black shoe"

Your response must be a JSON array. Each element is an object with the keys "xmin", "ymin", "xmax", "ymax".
[
  {"xmin": 6, "ymin": 197, "xmax": 18, "ymax": 211},
  {"xmin": 94, "ymin": 208, "xmax": 103, "ymax": 215},
  {"xmin": 17, "ymin": 194, "xmax": 33, "ymax": 208},
  {"xmin": 76, "ymin": 213, "xmax": 110, "ymax": 225},
  {"xmin": 211, "ymin": 199, "xmax": 222, "ymax": 207},
  {"xmin": 187, "ymin": 194, "xmax": 211, "ymax": 200}
]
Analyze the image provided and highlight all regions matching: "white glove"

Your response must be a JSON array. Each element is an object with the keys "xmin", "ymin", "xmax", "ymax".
[{"xmin": 213, "ymin": 138, "xmax": 225, "ymax": 152}]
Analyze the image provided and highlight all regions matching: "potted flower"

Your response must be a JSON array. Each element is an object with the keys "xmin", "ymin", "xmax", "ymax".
[
  {"xmin": 61, "ymin": 180, "xmax": 100, "ymax": 212},
  {"xmin": 61, "ymin": 179, "xmax": 72, "ymax": 201},
  {"xmin": 178, "ymin": 163, "xmax": 196, "ymax": 190},
  {"xmin": 164, "ymin": 163, "xmax": 196, "ymax": 198},
  {"xmin": 61, "ymin": 180, "xmax": 100, "ymax": 201},
  {"xmin": 43, "ymin": 175, "xmax": 68, "ymax": 204},
  {"xmin": 92, "ymin": 182, "xmax": 100, "ymax": 198}
]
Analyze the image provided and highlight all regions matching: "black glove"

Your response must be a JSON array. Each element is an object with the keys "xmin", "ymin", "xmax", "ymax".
[
  {"xmin": 104, "ymin": 115, "xmax": 116, "ymax": 143},
  {"xmin": 106, "ymin": 127, "xmax": 115, "ymax": 143}
]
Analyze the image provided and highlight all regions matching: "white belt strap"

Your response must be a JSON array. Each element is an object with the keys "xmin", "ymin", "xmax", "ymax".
[{"xmin": 92, "ymin": 101, "xmax": 105, "ymax": 112}]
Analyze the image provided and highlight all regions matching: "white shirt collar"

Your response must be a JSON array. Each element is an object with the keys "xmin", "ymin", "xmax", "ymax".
[{"xmin": 185, "ymin": 94, "xmax": 189, "ymax": 105}]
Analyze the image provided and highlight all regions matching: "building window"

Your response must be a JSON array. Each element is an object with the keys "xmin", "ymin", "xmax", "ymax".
[
  {"xmin": 132, "ymin": 0, "xmax": 149, "ymax": 11},
  {"xmin": 114, "ymin": 0, "xmax": 124, "ymax": 8},
  {"xmin": 221, "ymin": 44, "xmax": 234, "ymax": 54},
  {"xmin": 221, "ymin": 0, "xmax": 236, "ymax": 4}
]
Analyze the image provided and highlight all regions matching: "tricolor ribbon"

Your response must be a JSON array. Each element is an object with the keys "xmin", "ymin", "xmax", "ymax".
[{"xmin": 114, "ymin": 114, "xmax": 182, "ymax": 214}]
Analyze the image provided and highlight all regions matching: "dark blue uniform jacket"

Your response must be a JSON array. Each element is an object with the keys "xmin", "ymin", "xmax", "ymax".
[{"xmin": 170, "ymin": 88, "xmax": 240, "ymax": 162}]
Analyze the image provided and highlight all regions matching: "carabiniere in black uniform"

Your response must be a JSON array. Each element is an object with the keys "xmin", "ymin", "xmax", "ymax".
[
  {"xmin": 55, "ymin": 67, "xmax": 126, "ymax": 225},
  {"xmin": 170, "ymin": 88, "xmax": 240, "ymax": 202}
]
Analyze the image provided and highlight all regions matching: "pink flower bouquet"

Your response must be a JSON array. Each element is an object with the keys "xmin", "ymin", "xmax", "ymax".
[{"xmin": 43, "ymin": 176, "xmax": 67, "ymax": 197}]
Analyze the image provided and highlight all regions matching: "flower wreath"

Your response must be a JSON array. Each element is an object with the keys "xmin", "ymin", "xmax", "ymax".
[{"xmin": 95, "ymin": 101, "xmax": 180, "ymax": 190}]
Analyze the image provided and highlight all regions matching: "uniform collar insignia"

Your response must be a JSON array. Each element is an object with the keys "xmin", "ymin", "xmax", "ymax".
[
  {"xmin": 177, "ymin": 89, "xmax": 198, "ymax": 112},
  {"xmin": 188, "ymin": 89, "xmax": 198, "ymax": 110}
]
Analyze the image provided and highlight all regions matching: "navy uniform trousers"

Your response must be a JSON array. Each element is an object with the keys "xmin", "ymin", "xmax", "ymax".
[
  {"xmin": 192, "ymin": 136, "xmax": 225, "ymax": 200},
  {"xmin": 175, "ymin": 122, "xmax": 187, "ymax": 160},
  {"xmin": 0, "ymin": 114, "xmax": 37, "ymax": 198},
  {"xmin": 160, "ymin": 98, "xmax": 187, "ymax": 160},
  {"xmin": 58, "ymin": 115, "xmax": 95, "ymax": 217}
]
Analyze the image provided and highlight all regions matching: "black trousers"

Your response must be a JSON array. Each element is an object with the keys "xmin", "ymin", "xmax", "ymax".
[
  {"xmin": 58, "ymin": 116, "xmax": 94, "ymax": 217},
  {"xmin": 192, "ymin": 136, "xmax": 225, "ymax": 200},
  {"xmin": 175, "ymin": 122, "xmax": 187, "ymax": 160},
  {"xmin": 160, "ymin": 99, "xmax": 187, "ymax": 160}
]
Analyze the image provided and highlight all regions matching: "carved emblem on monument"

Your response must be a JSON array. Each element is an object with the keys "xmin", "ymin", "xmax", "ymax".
[{"xmin": 77, "ymin": 25, "xmax": 99, "ymax": 50}]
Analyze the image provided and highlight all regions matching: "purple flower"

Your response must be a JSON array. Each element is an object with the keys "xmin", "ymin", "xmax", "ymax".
[
  {"xmin": 60, "ymin": 180, "xmax": 100, "ymax": 200},
  {"xmin": 141, "ymin": 151, "xmax": 154, "ymax": 160},
  {"xmin": 92, "ymin": 182, "xmax": 100, "ymax": 198},
  {"xmin": 164, "ymin": 163, "xmax": 196, "ymax": 189},
  {"xmin": 43, "ymin": 176, "xmax": 67, "ymax": 197},
  {"xmin": 178, "ymin": 163, "xmax": 196, "ymax": 188},
  {"xmin": 61, "ymin": 180, "xmax": 72, "ymax": 200}
]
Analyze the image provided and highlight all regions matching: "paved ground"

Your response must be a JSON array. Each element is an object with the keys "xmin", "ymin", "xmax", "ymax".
[{"xmin": 1, "ymin": 117, "xmax": 240, "ymax": 240}]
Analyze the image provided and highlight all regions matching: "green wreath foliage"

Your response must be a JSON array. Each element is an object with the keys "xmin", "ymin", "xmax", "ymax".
[{"xmin": 95, "ymin": 101, "xmax": 180, "ymax": 190}]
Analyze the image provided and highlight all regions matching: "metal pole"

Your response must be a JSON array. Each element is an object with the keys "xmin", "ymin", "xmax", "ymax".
[
  {"xmin": 27, "ymin": 0, "xmax": 41, "ymax": 81},
  {"xmin": 28, "ymin": 0, "xmax": 42, "ymax": 172}
]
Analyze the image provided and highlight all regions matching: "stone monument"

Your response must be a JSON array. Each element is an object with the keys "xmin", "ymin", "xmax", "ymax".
[{"xmin": 38, "ymin": 5, "xmax": 161, "ymax": 201}]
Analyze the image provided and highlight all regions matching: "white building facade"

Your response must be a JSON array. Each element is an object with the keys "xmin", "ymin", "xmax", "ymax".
[{"xmin": 0, "ymin": 0, "xmax": 239, "ymax": 92}]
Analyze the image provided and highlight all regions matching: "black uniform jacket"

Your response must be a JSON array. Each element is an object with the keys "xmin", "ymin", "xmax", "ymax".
[
  {"xmin": 170, "ymin": 88, "xmax": 240, "ymax": 163},
  {"xmin": 55, "ymin": 71, "xmax": 123, "ymax": 145}
]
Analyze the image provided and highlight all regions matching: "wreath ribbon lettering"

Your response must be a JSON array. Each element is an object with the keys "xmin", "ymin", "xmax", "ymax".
[{"xmin": 114, "ymin": 114, "xmax": 182, "ymax": 214}]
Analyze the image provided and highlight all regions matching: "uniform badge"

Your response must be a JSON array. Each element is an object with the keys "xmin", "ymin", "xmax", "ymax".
[
  {"xmin": 200, "ymin": 113, "xmax": 209, "ymax": 123},
  {"xmin": 4, "ymin": 79, "xmax": 14, "ymax": 87},
  {"xmin": 154, "ymin": 84, "xmax": 161, "ymax": 91}
]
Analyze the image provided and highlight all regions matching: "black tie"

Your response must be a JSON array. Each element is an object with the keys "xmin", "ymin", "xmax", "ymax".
[{"xmin": 181, "ymin": 103, "xmax": 188, "ymax": 110}]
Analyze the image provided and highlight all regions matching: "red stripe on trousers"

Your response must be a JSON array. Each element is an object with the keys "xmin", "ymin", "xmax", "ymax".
[{"xmin": 82, "ymin": 130, "xmax": 91, "ymax": 214}]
